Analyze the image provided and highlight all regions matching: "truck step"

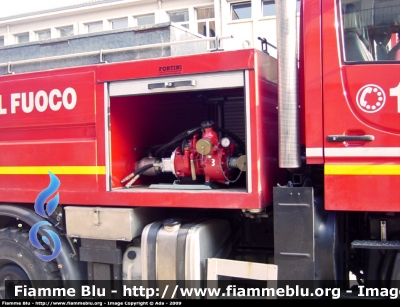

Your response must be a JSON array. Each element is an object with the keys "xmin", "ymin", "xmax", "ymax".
[{"xmin": 351, "ymin": 240, "xmax": 400, "ymax": 250}]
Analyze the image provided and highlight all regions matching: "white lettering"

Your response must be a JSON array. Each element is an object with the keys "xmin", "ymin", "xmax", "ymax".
[
  {"xmin": 63, "ymin": 87, "xmax": 77, "ymax": 110},
  {"xmin": 21, "ymin": 92, "xmax": 34, "ymax": 113},
  {"xmin": 35, "ymin": 90, "xmax": 48, "ymax": 112},
  {"xmin": 1, "ymin": 87, "xmax": 77, "ymax": 115},
  {"xmin": 14, "ymin": 284, "xmax": 76, "ymax": 297},
  {"xmin": 11, "ymin": 93, "xmax": 20, "ymax": 114},
  {"xmin": 49, "ymin": 89, "xmax": 62, "ymax": 111},
  {"xmin": 15, "ymin": 285, "xmax": 23, "ymax": 295},
  {"xmin": 0, "ymin": 95, "xmax": 7, "ymax": 115},
  {"xmin": 389, "ymin": 82, "xmax": 400, "ymax": 113}
]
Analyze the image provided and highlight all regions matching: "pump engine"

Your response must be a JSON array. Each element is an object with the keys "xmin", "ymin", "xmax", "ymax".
[{"xmin": 121, "ymin": 121, "xmax": 247, "ymax": 188}]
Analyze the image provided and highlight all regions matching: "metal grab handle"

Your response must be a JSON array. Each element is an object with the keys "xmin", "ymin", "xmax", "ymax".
[
  {"xmin": 326, "ymin": 135, "xmax": 375, "ymax": 142},
  {"xmin": 148, "ymin": 80, "xmax": 196, "ymax": 90}
]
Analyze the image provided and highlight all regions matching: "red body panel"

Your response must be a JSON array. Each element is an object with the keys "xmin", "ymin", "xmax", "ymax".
[
  {"xmin": 301, "ymin": 0, "xmax": 324, "ymax": 164},
  {"xmin": 0, "ymin": 70, "xmax": 99, "ymax": 194},
  {"xmin": 0, "ymin": 49, "xmax": 285, "ymax": 209},
  {"xmin": 96, "ymin": 49, "xmax": 256, "ymax": 82},
  {"xmin": 256, "ymin": 52, "xmax": 287, "ymax": 206},
  {"xmin": 320, "ymin": 1, "xmax": 400, "ymax": 212}
]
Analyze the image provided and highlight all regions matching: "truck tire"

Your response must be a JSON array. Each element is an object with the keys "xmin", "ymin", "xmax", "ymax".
[{"xmin": 0, "ymin": 227, "xmax": 62, "ymax": 299}]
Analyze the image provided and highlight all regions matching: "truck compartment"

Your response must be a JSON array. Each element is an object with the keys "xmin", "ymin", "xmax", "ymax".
[{"xmin": 108, "ymin": 71, "xmax": 248, "ymax": 192}]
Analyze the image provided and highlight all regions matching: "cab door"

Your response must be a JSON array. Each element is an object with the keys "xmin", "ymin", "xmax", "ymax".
[{"xmin": 321, "ymin": 0, "xmax": 400, "ymax": 211}]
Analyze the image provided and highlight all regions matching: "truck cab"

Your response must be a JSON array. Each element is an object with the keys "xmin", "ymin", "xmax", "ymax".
[{"xmin": 293, "ymin": 0, "xmax": 400, "ymax": 284}]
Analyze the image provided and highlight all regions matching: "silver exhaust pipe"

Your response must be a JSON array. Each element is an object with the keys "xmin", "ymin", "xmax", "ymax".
[{"xmin": 276, "ymin": 0, "xmax": 301, "ymax": 168}]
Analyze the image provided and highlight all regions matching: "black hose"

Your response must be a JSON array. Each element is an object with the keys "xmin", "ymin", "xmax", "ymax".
[
  {"xmin": 135, "ymin": 163, "xmax": 154, "ymax": 175},
  {"xmin": 154, "ymin": 126, "xmax": 202, "ymax": 157},
  {"xmin": 120, "ymin": 163, "xmax": 154, "ymax": 184}
]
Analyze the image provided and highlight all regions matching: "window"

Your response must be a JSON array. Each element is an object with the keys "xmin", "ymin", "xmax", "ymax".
[
  {"xmin": 196, "ymin": 7, "xmax": 216, "ymax": 49},
  {"xmin": 168, "ymin": 10, "xmax": 189, "ymax": 28},
  {"xmin": 231, "ymin": 2, "xmax": 251, "ymax": 20},
  {"xmin": 137, "ymin": 14, "xmax": 155, "ymax": 26},
  {"xmin": 36, "ymin": 29, "xmax": 51, "ymax": 41},
  {"xmin": 340, "ymin": 0, "xmax": 400, "ymax": 62},
  {"xmin": 196, "ymin": 7, "xmax": 215, "ymax": 36},
  {"xmin": 15, "ymin": 33, "xmax": 29, "ymax": 44},
  {"xmin": 86, "ymin": 21, "xmax": 103, "ymax": 33},
  {"xmin": 262, "ymin": 0, "xmax": 275, "ymax": 17},
  {"xmin": 57, "ymin": 26, "xmax": 74, "ymax": 37},
  {"xmin": 262, "ymin": 0, "xmax": 301, "ymax": 17},
  {"xmin": 0, "ymin": 36, "xmax": 4, "ymax": 46},
  {"xmin": 111, "ymin": 18, "xmax": 128, "ymax": 30}
]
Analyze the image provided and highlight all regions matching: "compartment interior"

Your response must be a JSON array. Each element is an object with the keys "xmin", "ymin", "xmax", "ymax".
[{"xmin": 109, "ymin": 86, "xmax": 247, "ymax": 191}]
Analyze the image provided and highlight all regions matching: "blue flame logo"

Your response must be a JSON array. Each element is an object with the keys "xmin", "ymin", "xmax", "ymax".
[{"xmin": 29, "ymin": 171, "xmax": 62, "ymax": 261}]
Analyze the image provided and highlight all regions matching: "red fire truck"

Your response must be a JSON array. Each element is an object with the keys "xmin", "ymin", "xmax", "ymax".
[{"xmin": 0, "ymin": 0, "xmax": 399, "ymax": 299}]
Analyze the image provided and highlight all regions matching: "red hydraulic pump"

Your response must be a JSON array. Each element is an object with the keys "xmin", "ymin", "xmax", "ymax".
[{"xmin": 121, "ymin": 121, "xmax": 247, "ymax": 188}]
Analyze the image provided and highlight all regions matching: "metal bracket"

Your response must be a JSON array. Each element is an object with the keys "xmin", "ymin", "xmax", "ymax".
[
  {"xmin": 148, "ymin": 80, "xmax": 196, "ymax": 90},
  {"xmin": 381, "ymin": 220, "xmax": 387, "ymax": 242},
  {"xmin": 257, "ymin": 37, "xmax": 277, "ymax": 55},
  {"xmin": 92, "ymin": 208, "xmax": 101, "ymax": 226},
  {"xmin": 210, "ymin": 35, "xmax": 232, "ymax": 52},
  {"xmin": 7, "ymin": 62, "xmax": 14, "ymax": 74},
  {"xmin": 99, "ymin": 49, "xmax": 108, "ymax": 63}
]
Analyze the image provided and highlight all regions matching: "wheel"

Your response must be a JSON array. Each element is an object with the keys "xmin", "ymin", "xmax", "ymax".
[
  {"xmin": 0, "ymin": 264, "xmax": 31, "ymax": 299},
  {"xmin": 0, "ymin": 227, "xmax": 62, "ymax": 299}
]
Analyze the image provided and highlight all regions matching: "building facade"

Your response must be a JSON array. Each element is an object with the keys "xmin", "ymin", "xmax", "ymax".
[{"xmin": 0, "ymin": 0, "xmax": 300, "ymax": 58}]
